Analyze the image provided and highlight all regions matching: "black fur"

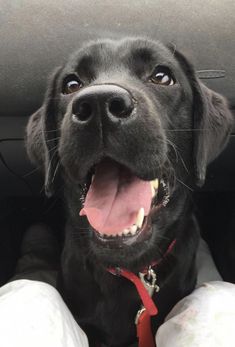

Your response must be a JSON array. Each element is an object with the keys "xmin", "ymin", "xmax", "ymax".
[{"xmin": 26, "ymin": 38, "xmax": 232, "ymax": 347}]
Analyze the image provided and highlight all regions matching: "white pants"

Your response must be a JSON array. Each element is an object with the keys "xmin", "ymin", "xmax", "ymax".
[
  {"xmin": 0, "ymin": 239, "xmax": 234, "ymax": 347},
  {"xmin": 0, "ymin": 280, "xmax": 89, "ymax": 347},
  {"xmin": 156, "ymin": 281, "xmax": 235, "ymax": 347}
]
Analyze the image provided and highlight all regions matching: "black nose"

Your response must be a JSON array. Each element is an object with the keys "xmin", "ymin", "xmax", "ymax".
[{"xmin": 72, "ymin": 85, "xmax": 134, "ymax": 123}]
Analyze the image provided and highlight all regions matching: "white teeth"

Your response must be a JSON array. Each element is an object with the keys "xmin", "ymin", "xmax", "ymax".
[
  {"xmin": 117, "ymin": 225, "xmax": 138, "ymax": 237},
  {"xmin": 130, "ymin": 225, "xmax": 137, "ymax": 235},
  {"xmin": 91, "ymin": 174, "xmax": 95, "ymax": 182},
  {"xmin": 123, "ymin": 229, "xmax": 130, "ymax": 236},
  {"xmin": 151, "ymin": 178, "xmax": 159, "ymax": 190},
  {"xmin": 136, "ymin": 207, "xmax": 145, "ymax": 229},
  {"xmin": 150, "ymin": 178, "xmax": 159, "ymax": 199},
  {"xmin": 151, "ymin": 184, "xmax": 155, "ymax": 197}
]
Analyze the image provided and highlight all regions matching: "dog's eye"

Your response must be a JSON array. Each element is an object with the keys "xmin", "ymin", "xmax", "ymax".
[
  {"xmin": 150, "ymin": 67, "xmax": 175, "ymax": 86},
  {"xmin": 63, "ymin": 76, "xmax": 83, "ymax": 94}
]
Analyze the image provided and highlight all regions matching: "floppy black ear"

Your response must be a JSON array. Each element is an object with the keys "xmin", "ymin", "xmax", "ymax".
[
  {"xmin": 192, "ymin": 81, "xmax": 233, "ymax": 186},
  {"xmin": 26, "ymin": 67, "xmax": 63, "ymax": 197},
  {"xmin": 172, "ymin": 49, "xmax": 233, "ymax": 186}
]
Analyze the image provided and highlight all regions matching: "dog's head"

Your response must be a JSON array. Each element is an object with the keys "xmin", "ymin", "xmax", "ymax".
[{"xmin": 27, "ymin": 38, "xmax": 232, "ymax": 268}]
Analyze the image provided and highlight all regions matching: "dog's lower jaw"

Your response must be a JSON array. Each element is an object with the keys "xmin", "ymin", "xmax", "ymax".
[
  {"xmin": 62, "ymin": 181, "xmax": 189, "ymax": 273},
  {"xmin": 77, "ymin": 188, "xmax": 189, "ymax": 271}
]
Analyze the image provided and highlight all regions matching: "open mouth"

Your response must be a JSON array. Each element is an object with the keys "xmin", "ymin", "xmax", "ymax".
[{"xmin": 79, "ymin": 158, "xmax": 171, "ymax": 247}]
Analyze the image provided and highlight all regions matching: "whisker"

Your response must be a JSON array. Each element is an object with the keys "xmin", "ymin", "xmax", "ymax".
[
  {"xmin": 166, "ymin": 139, "xmax": 190, "ymax": 174},
  {"xmin": 176, "ymin": 178, "xmax": 193, "ymax": 192},
  {"xmin": 155, "ymin": 234, "xmax": 172, "ymax": 242},
  {"xmin": 164, "ymin": 128, "xmax": 209, "ymax": 132},
  {"xmin": 178, "ymin": 156, "xmax": 189, "ymax": 174},
  {"xmin": 48, "ymin": 144, "xmax": 58, "ymax": 154},
  {"xmin": 23, "ymin": 166, "xmax": 41, "ymax": 177},
  {"xmin": 164, "ymin": 138, "xmax": 179, "ymax": 163},
  {"xmin": 43, "ymin": 128, "xmax": 61, "ymax": 133},
  {"xmin": 45, "ymin": 137, "xmax": 60, "ymax": 143},
  {"xmin": 45, "ymin": 147, "xmax": 58, "ymax": 182},
  {"xmin": 157, "ymin": 137, "xmax": 190, "ymax": 175},
  {"xmin": 52, "ymin": 161, "xmax": 60, "ymax": 183}
]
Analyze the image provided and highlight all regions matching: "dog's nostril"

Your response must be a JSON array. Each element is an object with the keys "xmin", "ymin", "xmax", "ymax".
[
  {"xmin": 108, "ymin": 96, "xmax": 133, "ymax": 118},
  {"xmin": 109, "ymin": 98, "xmax": 125, "ymax": 116},
  {"xmin": 74, "ymin": 102, "xmax": 93, "ymax": 122}
]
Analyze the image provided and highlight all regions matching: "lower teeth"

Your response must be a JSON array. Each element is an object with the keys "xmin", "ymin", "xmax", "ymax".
[{"xmin": 118, "ymin": 224, "xmax": 138, "ymax": 237}]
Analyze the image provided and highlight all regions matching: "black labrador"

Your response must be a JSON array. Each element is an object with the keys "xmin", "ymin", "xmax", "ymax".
[{"xmin": 26, "ymin": 38, "xmax": 232, "ymax": 347}]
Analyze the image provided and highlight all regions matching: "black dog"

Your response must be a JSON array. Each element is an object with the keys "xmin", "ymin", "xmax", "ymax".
[{"xmin": 26, "ymin": 38, "xmax": 232, "ymax": 347}]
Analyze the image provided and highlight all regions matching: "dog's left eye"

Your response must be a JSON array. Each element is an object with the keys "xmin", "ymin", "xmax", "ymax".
[{"xmin": 150, "ymin": 67, "xmax": 175, "ymax": 86}]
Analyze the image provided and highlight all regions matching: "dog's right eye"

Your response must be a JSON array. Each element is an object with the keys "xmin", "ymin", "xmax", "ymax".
[{"xmin": 62, "ymin": 76, "xmax": 83, "ymax": 94}]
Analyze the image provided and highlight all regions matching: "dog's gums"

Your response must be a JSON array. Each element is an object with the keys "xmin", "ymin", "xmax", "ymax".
[{"xmin": 79, "ymin": 159, "xmax": 171, "ymax": 247}]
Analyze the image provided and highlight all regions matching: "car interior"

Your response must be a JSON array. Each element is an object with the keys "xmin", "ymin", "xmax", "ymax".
[{"xmin": 0, "ymin": 0, "xmax": 234, "ymax": 291}]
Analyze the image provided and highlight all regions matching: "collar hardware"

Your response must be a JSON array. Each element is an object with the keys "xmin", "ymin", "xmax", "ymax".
[
  {"xmin": 139, "ymin": 267, "xmax": 160, "ymax": 297},
  {"xmin": 135, "ymin": 307, "xmax": 146, "ymax": 325}
]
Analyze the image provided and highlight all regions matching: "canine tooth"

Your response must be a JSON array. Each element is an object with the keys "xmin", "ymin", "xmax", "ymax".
[
  {"xmin": 151, "ymin": 179, "xmax": 159, "ymax": 190},
  {"xmin": 136, "ymin": 208, "xmax": 145, "ymax": 229},
  {"xmin": 130, "ymin": 225, "xmax": 137, "ymax": 235},
  {"xmin": 151, "ymin": 184, "xmax": 155, "ymax": 197}
]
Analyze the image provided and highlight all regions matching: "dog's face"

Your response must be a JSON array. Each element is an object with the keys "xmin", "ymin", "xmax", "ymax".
[{"xmin": 27, "ymin": 38, "xmax": 232, "ymax": 268}]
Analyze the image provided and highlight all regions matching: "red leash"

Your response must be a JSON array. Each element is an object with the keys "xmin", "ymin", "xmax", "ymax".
[
  {"xmin": 137, "ymin": 309, "xmax": 156, "ymax": 347},
  {"xmin": 108, "ymin": 239, "xmax": 176, "ymax": 347}
]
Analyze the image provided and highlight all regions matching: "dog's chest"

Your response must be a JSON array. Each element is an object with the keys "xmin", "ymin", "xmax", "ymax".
[{"xmin": 62, "ymin": 264, "xmax": 143, "ymax": 345}]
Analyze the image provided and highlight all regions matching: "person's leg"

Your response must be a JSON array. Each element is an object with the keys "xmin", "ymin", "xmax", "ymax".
[
  {"xmin": 156, "ymin": 239, "xmax": 234, "ymax": 347},
  {"xmin": 0, "ymin": 279, "xmax": 89, "ymax": 347},
  {"xmin": 2, "ymin": 224, "xmax": 89, "ymax": 347},
  {"xmin": 196, "ymin": 237, "xmax": 222, "ymax": 286},
  {"xmin": 12, "ymin": 223, "xmax": 60, "ymax": 286},
  {"xmin": 156, "ymin": 281, "xmax": 235, "ymax": 347}
]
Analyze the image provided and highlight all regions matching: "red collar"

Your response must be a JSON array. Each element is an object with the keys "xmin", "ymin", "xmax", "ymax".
[
  {"xmin": 107, "ymin": 239, "xmax": 176, "ymax": 347},
  {"xmin": 140, "ymin": 238, "xmax": 176, "ymax": 273}
]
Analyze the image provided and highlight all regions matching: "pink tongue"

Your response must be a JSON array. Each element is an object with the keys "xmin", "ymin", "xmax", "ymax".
[{"xmin": 80, "ymin": 160, "xmax": 152, "ymax": 235}]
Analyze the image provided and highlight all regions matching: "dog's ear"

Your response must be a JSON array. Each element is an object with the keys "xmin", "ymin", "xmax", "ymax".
[
  {"xmin": 192, "ymin": 81, "xmax": 233, "ymax": 186},
  {"xmin": 172, "ymin": 49, "xmax": 233, "ymax": 186},
  {"xmin": 26, "ymin": 67, "xmax": 63, "ymax": 197}
]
